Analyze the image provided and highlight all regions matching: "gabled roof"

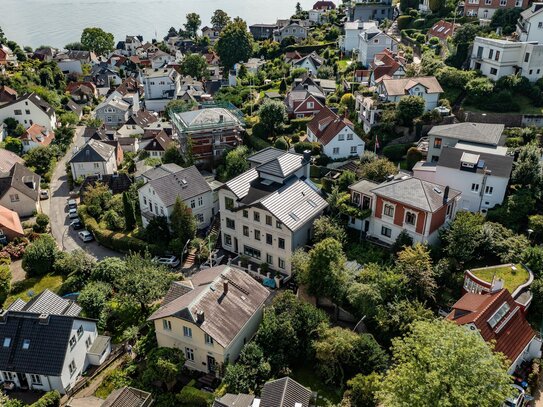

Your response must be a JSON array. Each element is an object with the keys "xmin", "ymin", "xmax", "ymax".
[
  {"xmin": 69, "ymin": 139, "xmax": 116, "ymax": 163},
  {"xmin": 102, "ymin": 387, "xmax": 153, "ymax": 407},
  {"xmin": 143, "ymin": 130, "xmax": 172, "ymax": 152},
  {"xmin": 293, "ymin": 52, "xmax": 324, "ymax": 70},
  {"xmin": 148, "ymin": 265, "xmax": 270, "ymax": 348},
  {"xmin": 313, "ymin": 0, "xmax": 336, "ymax": 9},
  {"xmin": 428, "ymin": 20, "xmax": 458, "ymax": 40},
  {"xmin": 371, "ymin": 177, "xmax": 460, "ymax": 213},
  {"xmin": 447, "ymin": 289, "xmax": 536, "ymax": 366},
  {"xmin": 213, "ymin": 393, "xmax": 255, "ymax": 407},
  {"xmin": 428, "ymin": 122, "xmax": 505, "ymax": 146},
  {"xmin": 7, "ymin": 289, "xmax": 82, "ymax": 316},
  {"xmin": 21, "ymin": 124, "xmax": 55, "ymax": 146},
  {"xmin": 115, "ymin": 77, "xmax": 143, "ymax": 97},
  {"xmin": 260, "ymin": 377, "xmax": 313, "ymax": 407},
  {"xmin": 0, "ymin": 93, "xmax": 55, "ymax": 119},
  {"xmin": 0, "ymin": 204, "xmax": 24, "ymax": 237},
  {"xmin": 256, "ymin": 152, "xmax": 306, "ymax": 178},
  {"xmin": 0, "ymin": 148, "xmax": 24, "ymax": 173},
  {"xmin": 141, "ymin": 164, "xmax": 211, "ymax": 208},
  {"xmin": 307, "ymin": 106, "xmax": 356, "ymax": 146},
  {"xmin": 379, "ymin": 76, "xmax": 443, "ymax": 96},
  {"xmin": 520, "ymin": 2, "xmax": 543, "ymax": 19},
  {"xmin": 371, "ymin": 49, "xmax": 405, "ymax": 82},
  {"xmin": 247, "ymin": 147, "xmax": 286, "ymax": 166},
  {"xmin": 0, "ymin": 163, "xmax": 40, "ymax": 201},
  {"xmin": 65, "ymin": 99, "xmax": 83, "ymax": 116},
  {"xmin": 96, "ymin": 97, "xmax": 130, "ymax": 112}
]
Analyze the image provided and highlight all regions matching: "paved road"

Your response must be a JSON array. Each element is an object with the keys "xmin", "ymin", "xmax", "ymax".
[{"xmin": 43, "ymin": 126, "xmax": 121, "ymax": 260}]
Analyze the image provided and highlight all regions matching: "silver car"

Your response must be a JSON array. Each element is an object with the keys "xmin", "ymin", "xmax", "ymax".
[
  {"xmin": 153, "ymin": 255, "xmax": 181, "ymax": 268},
  {"xmin": 78, "ymin": 230, "xmax": 94, "ymax": 242}
]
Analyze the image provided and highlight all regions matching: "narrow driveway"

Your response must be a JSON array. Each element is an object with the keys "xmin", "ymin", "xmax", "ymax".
[{"xmin": 43, "ymin": 126, "xmax": 121, "ymax": 260}]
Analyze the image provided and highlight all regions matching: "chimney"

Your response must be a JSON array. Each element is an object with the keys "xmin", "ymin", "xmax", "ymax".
[
  {"xmin": 196, "ymin": 310, "xmax": 205, "ymax": 323},
  {"xmin": 223, "ymin": 280, "xmax": 229, "ymax": 295},
  {"xmin": 443, "ymin": 186, "xmax": 450, "ymax": 204},
  {"xmin": 303, "ymin": 150, "xmax": 311, "ymax": 179},
  {"xmin": 39, "ymin": 313, "xmax": 50, "ymax": 325}
]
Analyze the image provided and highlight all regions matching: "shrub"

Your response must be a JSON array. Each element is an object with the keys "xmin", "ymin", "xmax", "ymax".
[
  {"xmin": 397, "ymin": 15, "xmax": 414, "ymax": 30},
  {"xmin": 0, "ymin": 263, "xmax": 11, "ymax": 306},
  {"xmin": 30, "ymin": 391, "xmax": 61, "ymax": 407},
  {"xmin": 382, "ymin": 144, "xmax": 410, "ymax": 162},
  {"xmin": 274, "ymin": 136, "xmax": 289, "ymax": 151},
  {"xmin": 22, "ymin": 234, "xmax": 58, "ymax": 277},
  {"xmin": 406, "ymin": 147, "xmax": 423, "ymax": 170},
  {"xmin": 33, "ymin": 213, "xmax": 50, "ymax": 233},
  {"xmin": 176, "ymin": 385, "xmax": 215, "ymax": 406}
]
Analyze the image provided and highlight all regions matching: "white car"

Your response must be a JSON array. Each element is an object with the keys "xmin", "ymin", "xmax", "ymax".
[
  {"xmin": 68, "ymin": 208, "xmax": 78, "ymax": 219},
  {"xmin": 78, "ymin": 230, "xmax": 94, "ymax": 242},
  {"xmin": 153, "ymin": 255, "xmax": 181, "ymax": 268},
  {"xmin": 504, "ymin": 384, "xmax": 529, "ymax": 407},
  {"xmin": 39, "ymin": 190, "xmax": 49, "ymax": 200}
]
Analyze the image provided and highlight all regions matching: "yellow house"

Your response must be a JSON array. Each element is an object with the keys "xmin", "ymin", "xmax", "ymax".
[{"xmin": 148, "ymin": 265, "xmax": 270, "ymax": 375}]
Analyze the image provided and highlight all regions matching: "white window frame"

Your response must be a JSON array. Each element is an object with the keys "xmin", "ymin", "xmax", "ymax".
[
  {"xmin": 485, "ymin": 186, "xmax": 493, "ymax": 195},
  {"xmin": 404, "ymin": 211, "xmax": 417, "ymax": 227},
  {"xmin": 383, "ymin": 203, "xmax": 395, "ymax": 218},
  {"xmin": 185, "ymin": 347, "xmax": 194, "ymax": 361},
  {"xmin": 183, "ymin": 326, "xmax": 192, "ymax": 338},
  {"xmin": 163, "ymin": 319, "xmax": 172, "ymax": 331},
  {"xmin": 205, "ymin": 334, "xmax": 214, "ymax": 345},
  {"xmin": 30, "ymin": 374, "xmax": 42, "ymax": 385},
  {"xmin": 471, "ymin": 183, "xmax": 480, "ymax": 192}
]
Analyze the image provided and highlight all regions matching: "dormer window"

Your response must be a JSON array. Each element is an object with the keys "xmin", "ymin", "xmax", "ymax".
[
  {"xmin": 22, "ymin": 339, "xmax": 30, "ymax": 349},
  {"xmin": 488, "ymin": 302, "xmax": 510, "ymax": 328},
  {"xmin": 3, "ymin": 338, "xmax": 11, "ymax": 348}
]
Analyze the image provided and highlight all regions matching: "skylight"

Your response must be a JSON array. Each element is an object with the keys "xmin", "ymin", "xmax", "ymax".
[
  {"xmin": 3, "ymin": 338, "xmax": 11, "ymax": 348},
  {"xmin": 289, "ymin": 212, "xmax": 300, "ymax": 221},
  {"xmin": 22, "ymin": 339, "xmax": 30, "ymax": 350}
]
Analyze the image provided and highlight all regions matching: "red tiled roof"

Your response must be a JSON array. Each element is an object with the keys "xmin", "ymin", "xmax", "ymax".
[
  {"xmin": 428, "ymin": 20, "xmax": 458, "ymax": 40},
  {"xmin": 307, "ymin": 106, "xmax": 353, "ymax": 146},
  {"xmin": 447, "ymin": 289, "xmax": 536, "ymax": 365},
  {"xmin": 0, "ymin": 204, "xmax": 24, "ymax": 237},
  {"xmin": 313, "ymin": 0, "xmax": 336, "ymax": 9},
  {"xmin": 21, "ymin": 124, "xmax": 55, "ymax": 146}
]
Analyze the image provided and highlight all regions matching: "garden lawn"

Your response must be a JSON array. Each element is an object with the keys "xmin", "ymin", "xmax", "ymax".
[
  {"xmin": 6, "ymin": 274, "xmax": 64, "ymax": 306},
  {"xmin": 463, "ymin": 94, "xmax": 543, "ymax": 115},
  {"xmin": 291, "ymin": 365, "xmax": 342, "ymax": 405},
  {"xmin": 471, "ymin": 263, "xmax": 529, "ymax": 293}
]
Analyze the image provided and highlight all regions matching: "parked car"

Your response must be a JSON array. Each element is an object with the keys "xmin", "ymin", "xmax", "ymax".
[
  {"xmin": 68, "ymin": 208, "xmax": 78, "ymax": 219},
  {"xmin": 153, "ymin": 255, "xmax": 181, "ymax": 268},
  {"xmin": 68, "ymin": 199, "xmax": 77, "ymax": 210},
  {"xmin": 70, "ymin": 219, "xmax": 84, "ymax": 230},
  {"xmin": 39, "ymin": 190, "xmax": 49, "ymax": 200},
  {"xmin": 504, "ymin": 384, "xmax": 528, "ymax": 407},
  {"xmin": 78, "ymin": 230, "xmax": 94, "ymax": 242}
]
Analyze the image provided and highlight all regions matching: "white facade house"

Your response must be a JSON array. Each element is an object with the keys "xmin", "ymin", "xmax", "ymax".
[
  {"xmin": 307, "ymin": 106, "xmax": 365, "ymax": 158},
  {"xmin": 413, "ymin": 144, "xmax": 513, "ymax": 213},
  {"xmin": 219, "ymin": 148, "xmax": 328, "ymax": 276},
  {"xmin": 358, "ymin": 26, "xmax": 397, "ymax": 66},
  {"xmin": 0, "ymin": 290, "xmax": 111, "ymax": 395},
  {"xmin": 309, "ymin": 9, "xmax": 326, "ymax": 24},
  {"xmin": 376, "ymin": 76, "xmax": 443, "ymax": 110},
  {"xmin": 149, "ymin": 50, "xmax": 175, "ymax": 69},
  {"xmin": 341, "ymin": 20, "xmax": 378, "ymax": 54},
  {"xmin": 426, "ymin": 122, "xmax": 506, "ymax": 163},
  {"xmin": 292, "ymin": 52, "xmax": 324, "ymax": 75},
  {"xmin": 0, "ymin": 163, "xmax": 41, "ymax": 218},
  {"xmin": 141, "ymin": 67, "xmax": 181, "ymax": 112},
  {"xmin": 69, "ymin": 139, "xmax": 119, "ymax": 180},
  {"xmin": 0, "ymin": 93, "xmax": 56, "ymax": 132},
  {"xmin": 517, "ymin": 3, "xmax": 543, "ymax": 43},
  {"xmin": 470, "ymin": 36, "xmax": 543, "ymax": 82},
  {"xmin": 137, "ymin": 164, "xmax": 214, "ymax": 229},
  {"xmin": 94, "ymin": 97, "xmax": 131, "ymax": 126}
]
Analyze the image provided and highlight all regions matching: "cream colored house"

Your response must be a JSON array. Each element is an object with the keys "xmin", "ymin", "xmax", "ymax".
[
  {"xmin": 148, "ymin": 265, "xmax": 269, "ymax": 375},
  {"xmin": 0, "ymin": 163, "xmax": 41, "ymax": 218}
]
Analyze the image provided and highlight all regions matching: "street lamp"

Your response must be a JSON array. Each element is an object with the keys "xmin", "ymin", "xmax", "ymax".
[{"xmin": 527, "ymin": 228, "xmax": 534, "ymax": 240}]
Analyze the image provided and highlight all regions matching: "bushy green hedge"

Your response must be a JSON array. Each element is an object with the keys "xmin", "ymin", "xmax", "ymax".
[
  {"xmin": 397, "ymin": 15, "xmax": 414, "ymax": 30},
  {"xmin": 31, "ymin": 391, "xmax": 61, "ymax": 407},
  {"xmin": 78, "ymin": 205, "xmax": 162, "ymax": 255},
  {"xmin": 176, "ymin": 385, "xmax": 214, "ymax": 406},
  {"xmin": 285, "ymin": 117, "xmax": 312, "ymax": 133},
  {"xmin": 382, "ymin": 144, "xmax": 411, "ymax": 162}
]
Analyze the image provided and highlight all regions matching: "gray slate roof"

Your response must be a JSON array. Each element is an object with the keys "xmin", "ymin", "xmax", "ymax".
[
  {"xmin": 371, "ymin": 177, "xmax": 461, "ymax": 213},
  {"xmin": 248, "ymin": 147, "xmax": 287, "ymax": 166},
  {"xmin": 7, "ymin": 289, "xmax": 82, "ymax": 316},
  {"xmin": 173, "ymin": 108, "xmax": 242, "ymax": 131},
  {"xmin": 260, "ymin": 180, "xmax": 328, "ymax": 232},
  {"xmin": 213, "ymin": 393, "xmax": 255, "ymax": 407},
  {"xmin": 70, "ymin": 139, "xmax": 115, "ymax": 163},
  {"xmin": 438, "ymin": 146, "xmax": 513, "ymax": 178},
  {"xmin": 148, "ymin": 265, "xmax": 270, "ymax": 348},
  {"xmin": 428, "ymin": 122, "xmax": 505, "ymax": 146},
  {"xmin": 256, "ymin": 152, "xmax": 306, "ymax": 178},
  {"xmin": 0, "ymin": 162, "xmax": 40, "ymax": 201},
  {"xmin": 143, "ymin": 165, "xmax": 211, "ymax": 208},
  {"xmin": 349, "ymin": 179, "xmax": 379, "ymax": 195},
  {"xmin": 0, "ymin": 93, "xmax": 55, "ymax": 120},
  {"xmin": 102, "ymin": 387, "xmax": 153, "ymax": 407},
  {"xmin": 260, "ymin": 377, "xmax": 313, "ymax": 407},
  {"xmin": 0, "ymin": 312, "xmax": 75, "ymax": 376},
  {"xmin": 88, "ymin": 335, "xmax": 110, "ymax": 356}
]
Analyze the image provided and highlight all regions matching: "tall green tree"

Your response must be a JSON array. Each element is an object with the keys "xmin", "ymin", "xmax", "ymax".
[
  {"xmin": 257, "ymin": 99, "xmax": 287, "ymax": 135},
  {"xmin": 162, "ymin": 145, "xmax": 185, "ymax": 166},
  {"xmin": 224, "ymin": 146, "xmax": 250, "ymax": 180},
  {"xmin": 24, "ymin": 146, "xmax": 55, "ymax": 176},
  {"xmin": 377, "ymin": 319, "xmax": 513, "ymax": 407},
  {"xmin": 395, "ymin": 243, "xmax": 437, "ymax": 301},
  {"xmin": 169, "ymin": 197, "xmax": 196, "ymax": 247},
  {"xmin": 78, "ymin": 281, "xmax": 112, "ymax": 319},
  {"xmin": 211, "ymin": 9, "xmax": 231, "ymax": 30},
  {"xmin": 179, "ymin": 53, "xmax": 208, "ymax": 79},
  {"xmin": 142, "ymin": 347, "xmax": 186, "ymax": 391},
  {"xmin": 442, "ymin": 211, "xmax": 485, "ymax": 265},
  {"xmin": 223, "ymin": 342, "xmax": 271, "ymax": 394},
  {"xmin": 4, "ymin": 136, "xmax": 22, "ymax": 155},
  {"xmin": 216, "ymin": 19, "xmax": 254, "ymax": 69},
  {"xmin": 313, "ymin": 216, "xmax": 347, "ymax": 246},
  {"xmin": 512, "ymin": 143, "xmax": 541, "ymax": 188},
  {"xmin": 0, "ymin": 263, "xmax": 11, "ymax": 306},
  {"xmin": 22, "ymin": 234, "xmax": 59, "ymax": 277},
  {"xmin": 396, "ymin": 96, "xmax": 425, "ymax": 126},
  {"xmin": 122, "ymin": 192, "xmax": 137, "ymax": 231},
  {"xmin": 80, "ymin": 27, "xmax": 114, "ymax": 55},
  {"xmin": 184, "ymin": 13, "xmax": 202, "ymax": 38},
  {"xmin": 343, "ymin": 373, "xmax": 382, "ymax": 407}
]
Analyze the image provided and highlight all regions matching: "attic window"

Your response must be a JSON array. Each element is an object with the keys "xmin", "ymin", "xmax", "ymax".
[
  {"xmin": 488, "ymin": 302, "xmax": 511, "ymax": 328},
  {"xmin": 22, "ymin": 339, "xmax": 30, "ymax": 349},
  {"xmin": 433, "ymin": 187, "xmax": 442, "ymax": 194},
  {"xmin": 3, "ymin": 338, "xmax": 11, "ymax": 348},
  {"xmin": 289, "ymin": 212, "xmax": 300, "ymax": 221},
  {"xmin": 307, "ymin": 199, "xmax": 317, "ymax": 208}
]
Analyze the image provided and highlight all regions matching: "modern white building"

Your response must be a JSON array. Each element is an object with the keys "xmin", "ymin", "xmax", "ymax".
[
  {"xmin": 358, "ymin": 26, "xmax": 397, "ymax": 66},
  {"xmin": 426, "ymin": 122, "xmax": 505, "ymax": 163},
  {"xmin": 517, "ymin": 3, "xmax": 543, "ymax": 43},
  {"xmin": 470, "ymin": 36, "xmax": 543, "ymax": 82},
  {"xmin": 413, "ymin": 144, "xmax": 513, "ymax": 213},
  {"xmin": 137, "ymin": 163, "xmax": 214, "ymax": 229},
  {"xmin": 0, "ymin": 93, "xmax": 56, "ymax": 132},
  {"xmin": 307, "ymin": 106, "xmax": 365, "ymax": 158},
  {"xmin": 141, "ymin": 67, "xmax": 180, "ymax": 112},
  {"xmin": 341, "ymin": 20, "xmax": 378, "ymax": 55},
  {"xmin": 219, "ymin": 148, "xmax": 328, "ymax": 276},
  {"xmin": 0, "ymin": 290, "xmax": 110, "ymax": 394}
]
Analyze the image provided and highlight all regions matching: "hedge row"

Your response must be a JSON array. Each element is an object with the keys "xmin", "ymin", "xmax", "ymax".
[
  {"xmin": 78, "ymin": 205, "xmax": 162, "ymax": 255},
  {"xmin": 31, "ymin": 391, "xmax": 60, "ymax": 407}
]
